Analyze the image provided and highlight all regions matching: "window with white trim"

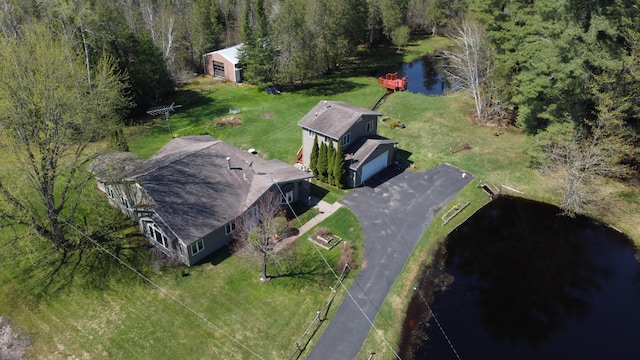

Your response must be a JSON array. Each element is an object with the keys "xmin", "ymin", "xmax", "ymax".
[
  {"xmin": 342, "ymin": 133, "xmax": 351, "ymax": 146},
  {"xmin": 324, "ymin": 135, "xmax": 331, "ymax": 143},
  {"xmin": 190, "ymin": 239, "xmax": 204, "ymax": 255},
  {"xmin": 308, "ymin": 129, "xmax": 316, "ymax": 137},
  {"xmin": 225, "ymin": 221, "xmax": 236, "ymax": 235},
  {"xmin": 148, "ymin": 222, "xmax": 168, "ymax": 248},
  {"xmin": 366, "ymin": 120, "xmax": 374, "ymax": 132},
  {"xmin": 281, "ymin": 190, "xmax": 294, "ymax": 204}
]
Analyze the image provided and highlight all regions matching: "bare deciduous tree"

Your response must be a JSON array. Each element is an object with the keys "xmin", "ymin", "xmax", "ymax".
[
  {"xmin": 0, "ymin": 24, "xmax": 129, "ymax": 252},
  {"xmin": 538, "ymin": 97, "xmax": 636, "ymax": 216},
  {"xmin": 231, "ymin": 190, "xmax": 289, "ymax": 281},
  {"xmin": 441, "ymin": 19, "xmax": 493, "ymax": 120}
]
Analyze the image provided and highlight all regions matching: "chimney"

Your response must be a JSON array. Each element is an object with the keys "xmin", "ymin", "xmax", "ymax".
[{"xmin": 226, "ymin": 157, "xmax": 231, "ymax": 170}]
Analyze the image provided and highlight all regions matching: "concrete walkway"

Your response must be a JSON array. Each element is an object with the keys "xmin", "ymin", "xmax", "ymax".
[{"xmin": 274, "ymin": 198, "xmax": 342, "ymax": 252}]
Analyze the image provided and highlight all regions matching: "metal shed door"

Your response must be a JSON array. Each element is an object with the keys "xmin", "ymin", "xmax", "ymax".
[{"xmin": 361, "ymin": 150, "xmax": 389, "ymax": 183}]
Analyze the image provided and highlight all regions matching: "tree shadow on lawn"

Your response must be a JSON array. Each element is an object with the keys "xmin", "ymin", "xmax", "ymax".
[
  {"xmin": 133, "ymin": 89, "xmax": 232, "ymax": 130},
  {"xmin": 295, "ymin": 77, "xmax": 365, "ymax": 97},
  {"xmin": 7, "ymin": 221, "xmax": 153, "ymax": 305}
]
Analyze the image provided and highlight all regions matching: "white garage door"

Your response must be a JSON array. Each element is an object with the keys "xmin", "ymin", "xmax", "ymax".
[{"xmin": 361, "ymin": 150, "xmax": 389, "ymax": 183}]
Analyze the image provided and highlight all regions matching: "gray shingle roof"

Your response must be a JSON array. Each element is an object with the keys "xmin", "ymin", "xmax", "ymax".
[
  {"xmin": 346, "ymin": 136, "xmax": 398, "ymax": 171},
  {"xmin": 297, "ymin": 101, "xmax": 381, "ymax": 139},
  {"xmin": 96, "ymin": 136, "xmax": 310, "ymax": 245}
]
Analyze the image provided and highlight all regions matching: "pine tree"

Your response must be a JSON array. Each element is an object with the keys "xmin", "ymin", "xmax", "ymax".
[
  {"xmin": 317, "ymin": 142, "xmax": 328, "ymax": 182},
  {"xmin": 327, "ymin": 139, "xmax": 335, "ymax": 185},
  {"xmin": 310, "ymin": 135, "xmax": 319, "ymax": 175},
  {"xmin": 333, "ymin": 140, "xmax": 347, "ymax": 188}
]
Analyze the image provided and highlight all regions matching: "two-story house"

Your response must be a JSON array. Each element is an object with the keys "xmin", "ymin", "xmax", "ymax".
[
  {"xmin": 90, "ymin": 135, "xmax": 311, "ymax": 266},
  {"xmin": 298, "ymin": 101, "xmax": 398, "ymax": 187}
]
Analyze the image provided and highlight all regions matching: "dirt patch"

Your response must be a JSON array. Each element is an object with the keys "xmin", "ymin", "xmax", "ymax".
[
  {"xmin": 213, "ymin": 116, "xmax": 242, "ymax": 127},
  {"xmin": 262, "ymin": 113, "xmax": 276, "ymax": 119}
]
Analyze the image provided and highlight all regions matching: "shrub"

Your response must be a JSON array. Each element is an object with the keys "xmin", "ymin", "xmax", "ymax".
[
  {"xmin": 314, "ymin": 226, "xmax": 332, "ymax": 238},
  {"xmin": 388, "ymin": 119, "xmax": 402, "ymax": 129},
  {"xmin": 336, "ymin": 241, "xmax": 356, "ymax": 273}
]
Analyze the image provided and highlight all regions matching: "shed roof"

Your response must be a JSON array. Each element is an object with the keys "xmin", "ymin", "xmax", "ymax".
[
  {"xmin": 204, "ymin": 43, "xmax": 243, "ymax": 65},
  {"xmin": 297, "ymin": 101, "xmax": 381, "ymax": 139},
  {"xmin": 93, "ymin": 136, "xmax": 310, "ymax": 245}
]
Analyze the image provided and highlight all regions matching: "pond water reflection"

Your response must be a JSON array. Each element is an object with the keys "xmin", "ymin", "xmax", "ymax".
[
  {"xmin": 401, "ymin": 196, "xmax": 640, "ymax": 360},
  {"xmin": 399, "ymin": 55, "xmax": 449, "ymax": 95}
]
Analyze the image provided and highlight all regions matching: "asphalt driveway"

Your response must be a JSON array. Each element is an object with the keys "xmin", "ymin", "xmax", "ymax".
[{"xmin": 306, "ymin": 163, "xmax": 473, "ymax": 360}]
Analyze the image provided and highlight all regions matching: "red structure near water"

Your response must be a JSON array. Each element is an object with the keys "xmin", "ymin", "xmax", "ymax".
[{"xmin": 378, "ymin": 72, "xmax": 408, "ymax": 91}]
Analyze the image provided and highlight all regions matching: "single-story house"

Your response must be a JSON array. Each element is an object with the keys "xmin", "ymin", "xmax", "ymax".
[
  {"xmin": 202, "ymin": 43, "xmax": 243, "ymax": 83},
  {"xmin": 90, "ymin": 135, "xmax": 311, "ymax": 266},
  {"xmin": 297, "ymin": 101, "xmax": 398, "ymax": 187}
]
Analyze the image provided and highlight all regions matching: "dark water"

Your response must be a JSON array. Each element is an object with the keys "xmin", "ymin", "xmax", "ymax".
[
  {"xmin": 401, "ymin": 196, "xmax": 640, "ymax": 360},
  {"xmin": 400, "ymin": 55, "xmax": 449, "ymax": 95}
]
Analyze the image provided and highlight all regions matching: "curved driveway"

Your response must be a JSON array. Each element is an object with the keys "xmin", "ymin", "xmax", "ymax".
[{"xmin": 307, "ymin": 164, "xmax": 473, "ymax": 360}]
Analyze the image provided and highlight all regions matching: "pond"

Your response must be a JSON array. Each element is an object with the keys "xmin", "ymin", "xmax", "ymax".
[
  {"xmin": 400, "ymin": 196, "xmax": 640, "ymax": 360},
  {"xmin": 397, "ymin": 54, "xmax": 449, "ymax": 96}
]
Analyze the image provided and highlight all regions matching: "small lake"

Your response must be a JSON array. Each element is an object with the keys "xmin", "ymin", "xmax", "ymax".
[
  {"xmin": 400, "ymin": 196, "xmax": 640, "ymax": 359},
  {"xmin": 398, "ymin": 54, "xmax": 449, "ymax": 95}
]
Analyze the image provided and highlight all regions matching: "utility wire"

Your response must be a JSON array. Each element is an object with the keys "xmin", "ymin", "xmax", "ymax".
[
  {"xmin": 414, "ymin": 287, "xmax": 461, "ymax": 360},
  {"xmin": 62, "ymin": 219, "xmax": 265, "ymax": 360},
  {"xmin": 273, "ymin": 179, "xmax": 402, "ymax": 359}
]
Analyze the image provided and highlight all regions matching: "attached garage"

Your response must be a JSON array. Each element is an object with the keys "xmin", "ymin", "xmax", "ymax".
[
  {"xmin": 348, "ymin": 138, "xmax": 398, "ymax": 187},
  {"xmin": 361, "ymin": 150, "xmax": 389, "ymax": 183}
]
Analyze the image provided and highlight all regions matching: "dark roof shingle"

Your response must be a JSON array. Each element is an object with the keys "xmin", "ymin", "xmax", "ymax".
[{"xmin": 297, "ymin": 101, "xmax": 381, "ymax": 138}]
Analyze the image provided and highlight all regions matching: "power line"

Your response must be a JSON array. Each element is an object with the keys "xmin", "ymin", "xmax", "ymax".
[
  {"xmin": 273, "ymin": 180, "xmax": 402, "ymax": 359},
  {"xmin": 61, "ymin": 220, "xmax": 265, "ymax": 360},
  {"xmin": 414, "ymin": 287, "xmax": 461, "ymax": 360}
]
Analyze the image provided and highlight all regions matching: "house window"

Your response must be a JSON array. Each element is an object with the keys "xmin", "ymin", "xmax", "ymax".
[
  {"xmin": 225, "ymin": 221, "xmax": 236, "ymax": 235},
  {"xmin": 281, "ymin": 190, "xmax": 294, "ymax": 204},
  {"xmin": 120, "ymin": 194, "xmax": 129, "ymax": 208},
  {"xmin": 250, "ymin": 205, "xmax": 259, "ymax": 219},
  {"xmin": 308, "ymin": 129, "xmax": 316, "ymax": 137},
  {"xmin": 366, "ymin": 120, "xmax": 374, "ymax": 132},
  {"xmin": 106, "ymin": 186, "xmax": 116, "ymax": 200},
  {"xmin": 342, "ymin": 133, "xmax": 351, "ymax": 146},
  {"xmin": 148, "ymin": 222, "xmax": 168, "ymax": 248},
  {"xmin": 213, "ymin": 61, "xmax": 225, "ymax": 78},
  {"xmin": 190, "ymin": 239, "xmax": 204, "ymax": 255},
  {"xmin": 324, "ymin": 135, "xmax": 331, "ymax": 143}
]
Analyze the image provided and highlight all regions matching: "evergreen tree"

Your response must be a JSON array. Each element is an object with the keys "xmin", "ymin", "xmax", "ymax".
[
  {"xmin": 237, "ymin": 0, "xmax": 276, "ymax": 85},
  {"xmin": 317, "ymin": 142, "xmax": 328, "ymax": 182},
  {"xmin": 327, "ymin": 139, "xmax": 335, "ymax": 185},
  {"xmin": 310, "ymin": 135, "xmax": 319, "ymax": 175},
  {"xmin": 333, "ymin": 140, "xmax": 347, "ymax": 188}
]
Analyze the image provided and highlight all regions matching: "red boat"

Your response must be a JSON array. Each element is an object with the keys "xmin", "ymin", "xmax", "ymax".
[{"xmin": 378, "ymin": 72, "xmax": 408, "ymax": 91}]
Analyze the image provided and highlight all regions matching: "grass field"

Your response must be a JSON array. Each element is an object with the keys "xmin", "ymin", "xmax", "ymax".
[
  {"xmin": 1, "ymin": 34, "xmax": 639, "ymax": 360},
  {"xmin": 0, "ymin": 204, "xmax": 363, "ymax": 359}
]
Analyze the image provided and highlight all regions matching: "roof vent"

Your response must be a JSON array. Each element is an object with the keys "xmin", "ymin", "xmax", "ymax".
[
  {"xmin": 324, "ymin": 100, "xmax": 328, "ymax": 109},
  {"xmin": 226, "ymin": 157, "xmax": 231, "ymax": 170}
]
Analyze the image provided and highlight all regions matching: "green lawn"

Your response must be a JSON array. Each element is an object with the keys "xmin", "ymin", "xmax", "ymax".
[
  {"xmin": 0, "ymin": 205, "xmax": 363, "ymax": 360},
  {"xmin": 2, "ymin": 34, "xmax": 639, "ymax": 360}
]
